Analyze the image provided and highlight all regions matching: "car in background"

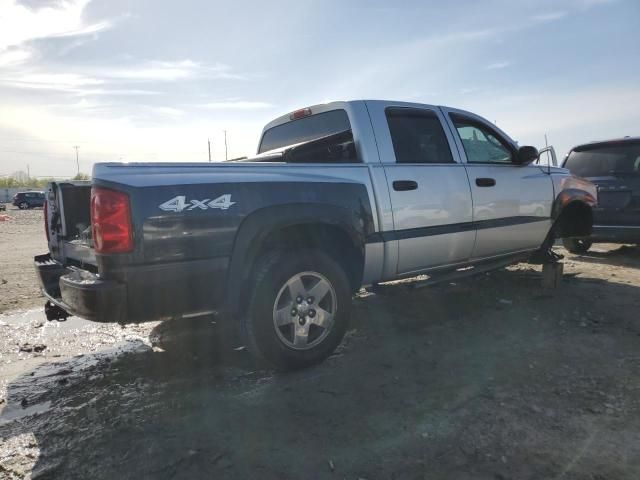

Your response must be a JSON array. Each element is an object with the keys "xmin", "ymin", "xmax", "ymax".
[
  {"xmin": 562, "ymin": 137, "xmax": 640, "ymax": 252},
  {"xmin": 12, "ymin": 191, "xmax": 45, "ymax": 209}
]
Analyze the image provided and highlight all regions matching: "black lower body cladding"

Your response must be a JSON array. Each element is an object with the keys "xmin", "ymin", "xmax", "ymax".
[
  {"xmin": 590, "ymin": 225, "xmax": 640, "ymax": 244},
  {"xmin": 34, "ymin": 253, "xmax": 229, "ymax": 323}
]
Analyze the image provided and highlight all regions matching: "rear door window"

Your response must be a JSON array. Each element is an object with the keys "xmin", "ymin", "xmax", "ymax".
[
  {"xmin": 385, "ymin": 108, "xmax": 454, "ymax": 164},
  {"xmin": 564, "ymin": 142, "xmax": 640, "ymax": 177},
  {"xmin": 259, "ymin": 109, "xmax": 352, "ymax": 153}
]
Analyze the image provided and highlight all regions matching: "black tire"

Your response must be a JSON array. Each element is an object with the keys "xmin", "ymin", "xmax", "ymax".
[
  {"xmin": 19, "ymin": 202, "xmax": 29, "ymax": 210},
  {"xmin": 241, "ymin": 249, "xmax": 352, "ymax": 370},
  {"xmin": 562, "ymin": 238, "xmax": 592, "ymax": 254}
]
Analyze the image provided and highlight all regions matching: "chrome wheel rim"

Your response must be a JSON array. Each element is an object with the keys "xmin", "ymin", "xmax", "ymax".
[{"xmin": 272, "ymin": 271, "xmax": 337, "ymax": 350}]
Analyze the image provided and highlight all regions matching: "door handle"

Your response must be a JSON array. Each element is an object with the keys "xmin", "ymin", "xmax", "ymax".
[
  {"xmin": 393, "ymin": 180, "xmax": 418, "ymax": 191},
  {"xmin": 475, "ymin": 178, "xmax": 496, "ymax": 187}
]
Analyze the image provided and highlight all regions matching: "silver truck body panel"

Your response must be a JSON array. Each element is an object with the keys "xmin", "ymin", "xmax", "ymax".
[{"xmin": 90, "ymin": 100, "xmax": 586, "ymax": 289}]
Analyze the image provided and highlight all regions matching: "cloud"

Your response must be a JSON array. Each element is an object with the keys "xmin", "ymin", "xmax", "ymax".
[
  {"xmin": 148, "ymin": 106, "xmax": 184, "ymax": 117},
  {"xmin": 0, "ymin": 47, "xmax": 32, "ymax": 66},
  {"xmin": 0, "ymin": 58, "xmax": 244, "ymax": 96},
  {"xmin": 0, "ymin": 0, "xmax": 112, "ymax": 50},
  {"xmin": 49, "ymin": 20, "xmax": 112, "ymax": 39},
  {"xmin": 1, "ymin": 72, "xmax": 103, "ymax": 92},
  {"xmin": 202, "ymin": 101, "xmax": 273, "ymax": 110},
  {"xmin": 485, "ymin": 61, "xmax": 511, "ymax": 70},
  {"xmin": 106, "ymin": 60, "xmax": 243, "ymax": 82},
  {"xmin": 532, "ymin": 11, "xmax": 568, "ymax": 22}
]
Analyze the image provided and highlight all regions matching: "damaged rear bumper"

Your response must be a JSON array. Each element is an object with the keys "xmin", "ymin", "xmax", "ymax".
[
  {"xmin": 34, "ymin": 253, "xmax": 229, "ymax": 323},
  {"xmin": 34, "ymin": 254, "xmax": 126, "ymax": 322}
]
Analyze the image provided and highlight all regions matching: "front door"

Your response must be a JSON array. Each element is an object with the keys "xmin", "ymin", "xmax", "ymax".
[{"xmin": 443, "ymin": 109, "xmax": 553, "ymax": 259}]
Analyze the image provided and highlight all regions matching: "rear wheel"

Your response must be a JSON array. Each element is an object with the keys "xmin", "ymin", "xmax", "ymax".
[
  {"xmin": 241, "ymin": 250, "xmax": 351, "ymax": 370},
  {"xmin": 19, "ymin": 202, "xmax": 29, "ymax": 210},
  {"xmin": 562, "ymin": 238, "xmax": 592, "ymax": 254}
]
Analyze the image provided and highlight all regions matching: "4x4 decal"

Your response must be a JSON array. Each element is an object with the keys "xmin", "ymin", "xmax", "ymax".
[{"xmin": 159, "ymin": 194, "xmax": 236, "ymax": 212}]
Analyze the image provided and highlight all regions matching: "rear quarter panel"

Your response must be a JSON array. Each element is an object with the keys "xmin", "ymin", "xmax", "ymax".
[{"xmin": 92, "ymin": 163, "xmax": 379, "ymax": 270}]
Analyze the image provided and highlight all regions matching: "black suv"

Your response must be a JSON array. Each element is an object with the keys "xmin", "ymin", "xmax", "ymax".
[
  {"xmin": 12, "ymin": 191, "xmax": 45, "ymax": 209},
  {"xmin": 562, "ymin": 137, "xmax": 640, "ymax": 252}
]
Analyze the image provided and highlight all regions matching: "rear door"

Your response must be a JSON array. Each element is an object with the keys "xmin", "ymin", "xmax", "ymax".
[
  {"xmin": 563, "ymin": 140, "xmax": 640, "ymax": 227},
  {"xmin": 443, "ymin": 109, "xmax": 553, "ymax": 259},
  {"xmin": 366, "ymin": 101, "xmax": 474, "ymax": 275}
]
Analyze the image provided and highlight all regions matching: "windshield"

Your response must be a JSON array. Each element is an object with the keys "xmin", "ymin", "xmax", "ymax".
[
  {"xmin": 259, "ymin": 109, "xmax": 351, "ymax": 153},
  {"xmin": 564, "ymin": 142, "xmax": 640, "ymax": 177}
]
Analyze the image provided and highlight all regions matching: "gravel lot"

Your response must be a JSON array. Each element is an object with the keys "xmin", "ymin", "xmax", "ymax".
[
  {"xmin": 1, "ymin": 207, "xmax": 640, "ymax": 479},
  {"xmin": 0, "ymin": 207, "xmax": 47, "ymax": 314}
]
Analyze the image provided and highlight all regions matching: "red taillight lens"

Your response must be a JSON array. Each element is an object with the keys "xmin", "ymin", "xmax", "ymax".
[
  {"xmin": 44, "ymin": 200, "xmax": 50, "ymax": 241},
  {"xmin": 90, "ymin": 187, "xmax": 133, "ymax": 253}
]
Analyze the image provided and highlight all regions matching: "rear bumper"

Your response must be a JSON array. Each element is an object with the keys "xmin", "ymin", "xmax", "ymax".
[
  {"xmin": 590, "ymin": 225, "xmax": 640, "ymax": 243},
  {"xmin": 34, "ymin": 253, "xmax": 229, "ymax": 323}
]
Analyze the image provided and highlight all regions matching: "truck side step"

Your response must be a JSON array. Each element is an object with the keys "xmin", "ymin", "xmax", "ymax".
[{"xmin": 368, "ymin": 254, "xmax": 535, "ymax": 294}]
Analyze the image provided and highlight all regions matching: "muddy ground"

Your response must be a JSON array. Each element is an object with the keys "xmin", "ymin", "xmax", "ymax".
[{"xmin": 1, "ymin": 209, "xmax": 640, "ymax": 479}]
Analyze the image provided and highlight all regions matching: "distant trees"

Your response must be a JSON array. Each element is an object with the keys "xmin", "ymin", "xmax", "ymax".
[
  {"xmin": 72, "ymin": 173, "xmax": 91, "ymax": 181},
  {"xmin": 0, "ymin": 171, "xmax": 90, "ymax": 188}
]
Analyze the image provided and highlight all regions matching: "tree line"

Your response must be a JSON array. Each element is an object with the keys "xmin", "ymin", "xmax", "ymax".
[{"xmin": 0, "ymin": 172, "xmax": 90, "ymax": 188}]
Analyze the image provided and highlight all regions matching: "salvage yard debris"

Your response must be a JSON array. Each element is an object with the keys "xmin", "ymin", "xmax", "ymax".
[{"xmin": 18, "ymin": 343, "xmax": 47, "ymax": 353}]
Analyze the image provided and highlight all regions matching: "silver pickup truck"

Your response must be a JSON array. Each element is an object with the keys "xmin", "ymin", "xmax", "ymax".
[{"xmin": 35, "ymin": 100, "xmax": 597, "ymax": 369}]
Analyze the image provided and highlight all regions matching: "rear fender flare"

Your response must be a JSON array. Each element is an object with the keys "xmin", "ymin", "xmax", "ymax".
[{"xmin": 225, "ymin": 203, "xmax": 368, "ymax": 315}]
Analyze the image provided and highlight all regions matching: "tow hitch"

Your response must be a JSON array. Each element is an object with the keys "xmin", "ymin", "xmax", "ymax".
[{"xmin": 45, "ymin": 300, "xmax": 69, "ymax": 321}]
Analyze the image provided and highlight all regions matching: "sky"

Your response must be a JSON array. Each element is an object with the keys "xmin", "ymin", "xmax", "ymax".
[{"xmin": 0, "ymin": 0, "xmax": 638, "ymax": 178}]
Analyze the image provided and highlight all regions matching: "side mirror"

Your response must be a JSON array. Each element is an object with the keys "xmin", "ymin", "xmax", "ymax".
[{"xmin": 514, "ymin": 145, "xmax": 539, "ymax": 166}]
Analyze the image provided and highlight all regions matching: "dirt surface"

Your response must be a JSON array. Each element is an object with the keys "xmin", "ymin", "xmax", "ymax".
[
  {"xmin": 1, "ymin": 210, "xmax": 640, "ymax": 479},
  {"xmin": 0, "ymin": 207, "xmax": 47, "ymax": 313}
]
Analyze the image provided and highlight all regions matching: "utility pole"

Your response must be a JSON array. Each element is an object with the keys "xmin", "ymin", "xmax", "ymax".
[
  {"xmin": 224, "ymin": 130, "xmax": 228, "ymax": 161},
  {"xmin": 27, "ymin": 164, "xmax": 30, "ymax": 179},
  {"xmin": 208, "ymin": 138, "xmax": 212, "ymax": 162},
  {"xmin": 73, "ymin": 146, "xmax": 80, "ymax": 176},
  {"xmin": 544, "ymin": 133, "xmax": 550, "ymax": 165}
]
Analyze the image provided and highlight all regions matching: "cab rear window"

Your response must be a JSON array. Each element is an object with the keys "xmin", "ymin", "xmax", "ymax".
[
  {"xmin": 564, "ymin": 142, "xmax": 640, "ymax": 177},
  {"xmin": 259, "ymin": 109, "xmax": 351, "ymax": 153}
]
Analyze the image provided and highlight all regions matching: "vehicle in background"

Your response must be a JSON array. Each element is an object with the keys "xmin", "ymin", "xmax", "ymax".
[
  {"xmin": 562, "ymin": 137, "xmax": 640, "ymax": 253},
  {"xmin": 12, "ymin": 191, "xmax": 45, "ymax": 209},
  {"xmin": 35, "ymin": 100, "xmax": 597, "ymax": 369}
]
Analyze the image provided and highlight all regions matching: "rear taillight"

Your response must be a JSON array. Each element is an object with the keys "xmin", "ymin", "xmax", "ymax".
[
  {"xmin": 44, "ymin": 200, "xmax": 50, "ymax": 241},
  {"xmin": 90, "ymin": 187, "xmax": 133, "ymax": 253}
]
